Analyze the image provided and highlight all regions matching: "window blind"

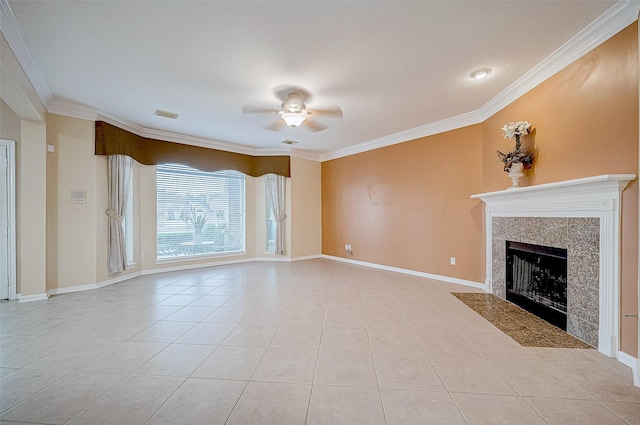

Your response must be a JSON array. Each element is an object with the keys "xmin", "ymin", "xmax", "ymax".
[{"xmin": 156, "ymin": 164, "xmax": 245, "ymax": 259}]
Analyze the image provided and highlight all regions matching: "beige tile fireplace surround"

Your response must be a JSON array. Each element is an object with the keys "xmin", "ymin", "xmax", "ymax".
[{"xmin": 472, "ymin": 174, "xmax": 635, "ymax": 358}]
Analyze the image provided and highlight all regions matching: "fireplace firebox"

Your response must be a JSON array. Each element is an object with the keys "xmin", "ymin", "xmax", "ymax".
[{"xmin": 506, "ymin": 241, "xmax": 568, "ymax": 330}]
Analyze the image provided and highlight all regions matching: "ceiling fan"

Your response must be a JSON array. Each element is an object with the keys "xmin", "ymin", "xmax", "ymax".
[{"xmin": 242, "ymin": 92, "xmax": 342, "ymax": 132}]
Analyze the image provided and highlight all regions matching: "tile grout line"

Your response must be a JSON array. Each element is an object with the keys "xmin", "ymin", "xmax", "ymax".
[{"xmin": 303, "ymin": 271, "xmax": 334, "ymax": 425}]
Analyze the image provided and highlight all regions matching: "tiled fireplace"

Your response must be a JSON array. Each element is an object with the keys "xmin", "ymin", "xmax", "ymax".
[
  {"xmin": 472, "ymin": 174, "xmax": 635, "ymax": 357},
  {"xmin": 493, "ymin": 216, "xmax": 598, "ymax": 345}
]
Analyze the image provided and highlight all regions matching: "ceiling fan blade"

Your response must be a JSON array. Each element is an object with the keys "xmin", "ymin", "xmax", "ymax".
[
  {"xmin": 307, "ymin": 107, "xmax": 343, "ymax": 119},
  {"xmin": 304, "ymin": 119, "xmax": 328, "ymax": 132},
  {"xmin": 265, "ymin": 119, "xmax": 286, "ymax": 131},
  {"xmin": 242, "ymin": 106, "xmax": 279, "ymax": 114}
]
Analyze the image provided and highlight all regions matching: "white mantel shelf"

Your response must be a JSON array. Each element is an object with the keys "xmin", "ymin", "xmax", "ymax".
[
  {"xmin": 471, "ymin": 174, "xmax": 636, "ymax": 358},
  {"xmin": 471, "ymin": 174, "xmax": 636, "ymax": 206}
]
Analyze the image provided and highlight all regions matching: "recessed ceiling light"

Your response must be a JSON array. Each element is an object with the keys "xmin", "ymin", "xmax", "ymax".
[
  {"xmin": 154, "ymin": 109, "xmax": 179, "ymax": 119},
  {"xmin": 470, "ymin": 68, "xmax": 492, "ymax": 80}
]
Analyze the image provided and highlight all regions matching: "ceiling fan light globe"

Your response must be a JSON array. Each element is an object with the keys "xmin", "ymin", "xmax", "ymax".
[{"xmin": 281, "ymin": 112, "xmax": 307, "ymax": 127}]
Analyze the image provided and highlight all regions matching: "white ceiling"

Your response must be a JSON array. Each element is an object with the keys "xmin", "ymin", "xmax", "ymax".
[{"xmin": 2, "ymin": 0, "xmax": 636, "ymax": 160}]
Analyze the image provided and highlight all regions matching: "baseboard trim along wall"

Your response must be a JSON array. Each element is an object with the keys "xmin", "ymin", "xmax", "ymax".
[
  {"xmin": 17, "ymin": 293, "xmax": 49, "ymax": 303},
  {"xmin": 617, "ymin": 351, "xmax": 640, "ymax": 387},
  {"xmin": 321, "ymin": 254, "xmax": 486, "ymax": 290},
  {"xmin": 38, "ymin": 254, "xmax": 325, "ymax": 299}
]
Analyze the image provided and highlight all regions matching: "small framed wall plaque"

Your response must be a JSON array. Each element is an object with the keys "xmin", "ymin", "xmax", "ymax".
[{"xmin": 71, "ymin": 189, "xmax": 86, "ymax": 204}]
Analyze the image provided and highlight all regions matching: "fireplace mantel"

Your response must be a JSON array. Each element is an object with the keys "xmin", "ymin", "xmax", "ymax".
[
  {"xmin": 471, "ymin": 174, "xmax": 636, "ymax": 213},
  {"xmin": 471, "ymin": 174, "xmax": 636, "ymax": 357}
]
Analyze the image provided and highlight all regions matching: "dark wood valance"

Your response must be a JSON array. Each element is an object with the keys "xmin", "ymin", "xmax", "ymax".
[{"xmin": 95, "ymin": 121, "xmax": 290, "ymax": 177}]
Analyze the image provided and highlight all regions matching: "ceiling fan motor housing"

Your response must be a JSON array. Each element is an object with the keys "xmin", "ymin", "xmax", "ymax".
[{"xmin": 281, "ymin": 93, "xmax": 305, "ymax": 113}]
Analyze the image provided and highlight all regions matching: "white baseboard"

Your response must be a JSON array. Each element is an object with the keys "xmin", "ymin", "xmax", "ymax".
[
  {"xmin": 46, "ymin": 271, "xmax": 145, "ymax": 297},
  {"xmin": 18, "ymin": 293, "xmax": 49, "ymax": 303},
  {"xmin": 142, "ymin": 257, "xmax": 255, "ymax": 275},
  {"xmin": 36, "ymin": 256, "xmax": 326, "ymax": 299},
  {"xmin": 322, "ymin": 255, "xmax": 485, "ymax": 290},
  {"xmin": 97, "ymin": 271, "xmax": 143, "ymax": 288},
  {"xmin": 47, "ymin": 283, "xmax": 99, "ymax": 296},
  {"xmin": 36, "ymin": 254, "xmax": 481, "ymax": 300},
  {"xmin": 254, "ymin": 256, "xmax": 292, "ymax": 262},
  {"xmin": 618, "ymin": 351, "xmax": 640, "ymax": 387},
  {"xmin": 253, "ymin": 254, "xmax": 323, "ymax": 262},
  {"xmin": 291, "ymin": 254, "xmax": 323, "ymax": 262}
]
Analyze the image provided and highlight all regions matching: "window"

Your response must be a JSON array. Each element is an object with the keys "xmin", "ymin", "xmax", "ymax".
[
  {"xmin": 266, "ymin": 195, "xmax": 276, "ymax": 253},
  {"xmin": 156, "ymin": 164, "xmax": 245, "ymax": 259},
  {"xmin": 123, "ymin": 165, "xmax": 134, "ymax": 267}
]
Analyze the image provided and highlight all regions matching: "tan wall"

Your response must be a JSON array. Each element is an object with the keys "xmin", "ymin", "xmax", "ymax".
[
  {"xmin": 322, "ymin": 23, "xmax": 639, "ymax": 354},
  {"xmin": 323, "ymin": 124, "xmax": 485, "ymax": 282},
  {"xmin": 46, "ymin": 115, "xmax": 98, "ymax": 289},
  {"xmin": 19, "ymin": 120, "xmax": 47, "ymax": 297},
  {"xmin": 291, "ymin": 157, "xmax": 322, "ymax": 258}
]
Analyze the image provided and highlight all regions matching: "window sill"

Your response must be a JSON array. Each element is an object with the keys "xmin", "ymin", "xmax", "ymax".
[{"xmin": 155, "ymin": 250, "xmax": 247, "ymax": 265}]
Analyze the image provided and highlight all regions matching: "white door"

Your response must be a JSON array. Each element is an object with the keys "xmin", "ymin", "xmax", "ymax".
[{"xmin": 0, "ymin": 144, "xmax": 9, "ymax": 299}]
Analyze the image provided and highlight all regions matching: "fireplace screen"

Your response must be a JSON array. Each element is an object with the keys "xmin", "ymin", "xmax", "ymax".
[{"xmin": 506, "ymin": 241, "xmax": 568, "ymax": 330}]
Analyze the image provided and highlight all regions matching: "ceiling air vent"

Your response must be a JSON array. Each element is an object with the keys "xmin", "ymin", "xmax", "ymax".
[
  {"xmin": 282, "ymin": 140, "xmax": 298, "ymax": 145},
  {"xmin": 154, "ymin": 109, "xmax": 179, "ymax": 119}
]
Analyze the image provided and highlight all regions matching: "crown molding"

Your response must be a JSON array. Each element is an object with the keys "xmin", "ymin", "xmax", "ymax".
[
  {"xmin": 289, "ymin": 149, "xmax": 323, "ymax": 162},
  {"xmin": 322, "ymin": 0, "xmax": 639, "ymax": 162},
  {"xmin": 51, "ymin": 98, "xmax": 321, "ymax": 161},
  {"xmin": 477, "ymin": 0, "xmax": 640, "ymax": 121},
  {"xmin": 49, "ymin": 98, "xmax": 294, "ymax": 157},
  {"xmin": 319, "ymin": 110, "xmax": 483, "ymax": 162},
  {"xmin": 0, "ymin": 0, "xmax": 54, "ymax": 105},
  {"xmin": 4, "ymin": 0, "xmax": 637, "ymax": 163}
]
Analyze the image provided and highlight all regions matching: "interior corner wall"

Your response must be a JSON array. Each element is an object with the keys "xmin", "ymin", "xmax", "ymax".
[
  {"xmin": 290, "ymin": 157, "xmax": 322, "ymax": 258},
  {"xmin": 321, "ymin": 21, "xmax": 639, "ymax": 356}
]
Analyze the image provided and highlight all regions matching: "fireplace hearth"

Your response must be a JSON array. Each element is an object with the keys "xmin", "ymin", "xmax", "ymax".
[{"xmin": 506, "ymin": 241, "xmax": 568, "ymax": 330}]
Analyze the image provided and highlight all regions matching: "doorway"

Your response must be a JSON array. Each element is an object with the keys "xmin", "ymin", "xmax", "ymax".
[{"xmin": 0, "ymin": 139, "xmax": 16, "ymax": 300}]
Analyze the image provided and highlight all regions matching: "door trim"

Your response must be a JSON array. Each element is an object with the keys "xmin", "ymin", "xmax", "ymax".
[{"xmin": 0, "ymin": 139, "xmax": 16, "ymax": 300}]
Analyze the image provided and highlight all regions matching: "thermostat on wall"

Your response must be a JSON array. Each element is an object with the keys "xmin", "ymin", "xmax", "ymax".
[{"xmin": 71, "ymin": 190, "xmax": 86, "ymax": 204}]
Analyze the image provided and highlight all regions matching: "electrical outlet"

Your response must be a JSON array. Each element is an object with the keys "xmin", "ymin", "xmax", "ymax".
[{"xmin": 450, "ymin": 257, "xmax": 456, "ymax": 265}]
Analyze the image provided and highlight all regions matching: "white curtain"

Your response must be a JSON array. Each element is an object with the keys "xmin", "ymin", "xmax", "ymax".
[
  {"xmin": 107, "ymin": 154, "xmax": 133, "ymax": 275},
  {"xmin": 265, "ymin": 173, "xmax": 287, "ymax": 255}
]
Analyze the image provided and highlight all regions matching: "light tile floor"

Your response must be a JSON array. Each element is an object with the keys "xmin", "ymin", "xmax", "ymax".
[{"xmin": 1, "ymin": 259, "xmax": 639, "ymax": 424}]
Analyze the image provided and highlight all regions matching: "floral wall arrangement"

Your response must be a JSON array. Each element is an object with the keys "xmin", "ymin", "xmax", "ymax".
[{"xmin": 497, "ymin": 121, "xmax": 535, "ymax": 172}]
